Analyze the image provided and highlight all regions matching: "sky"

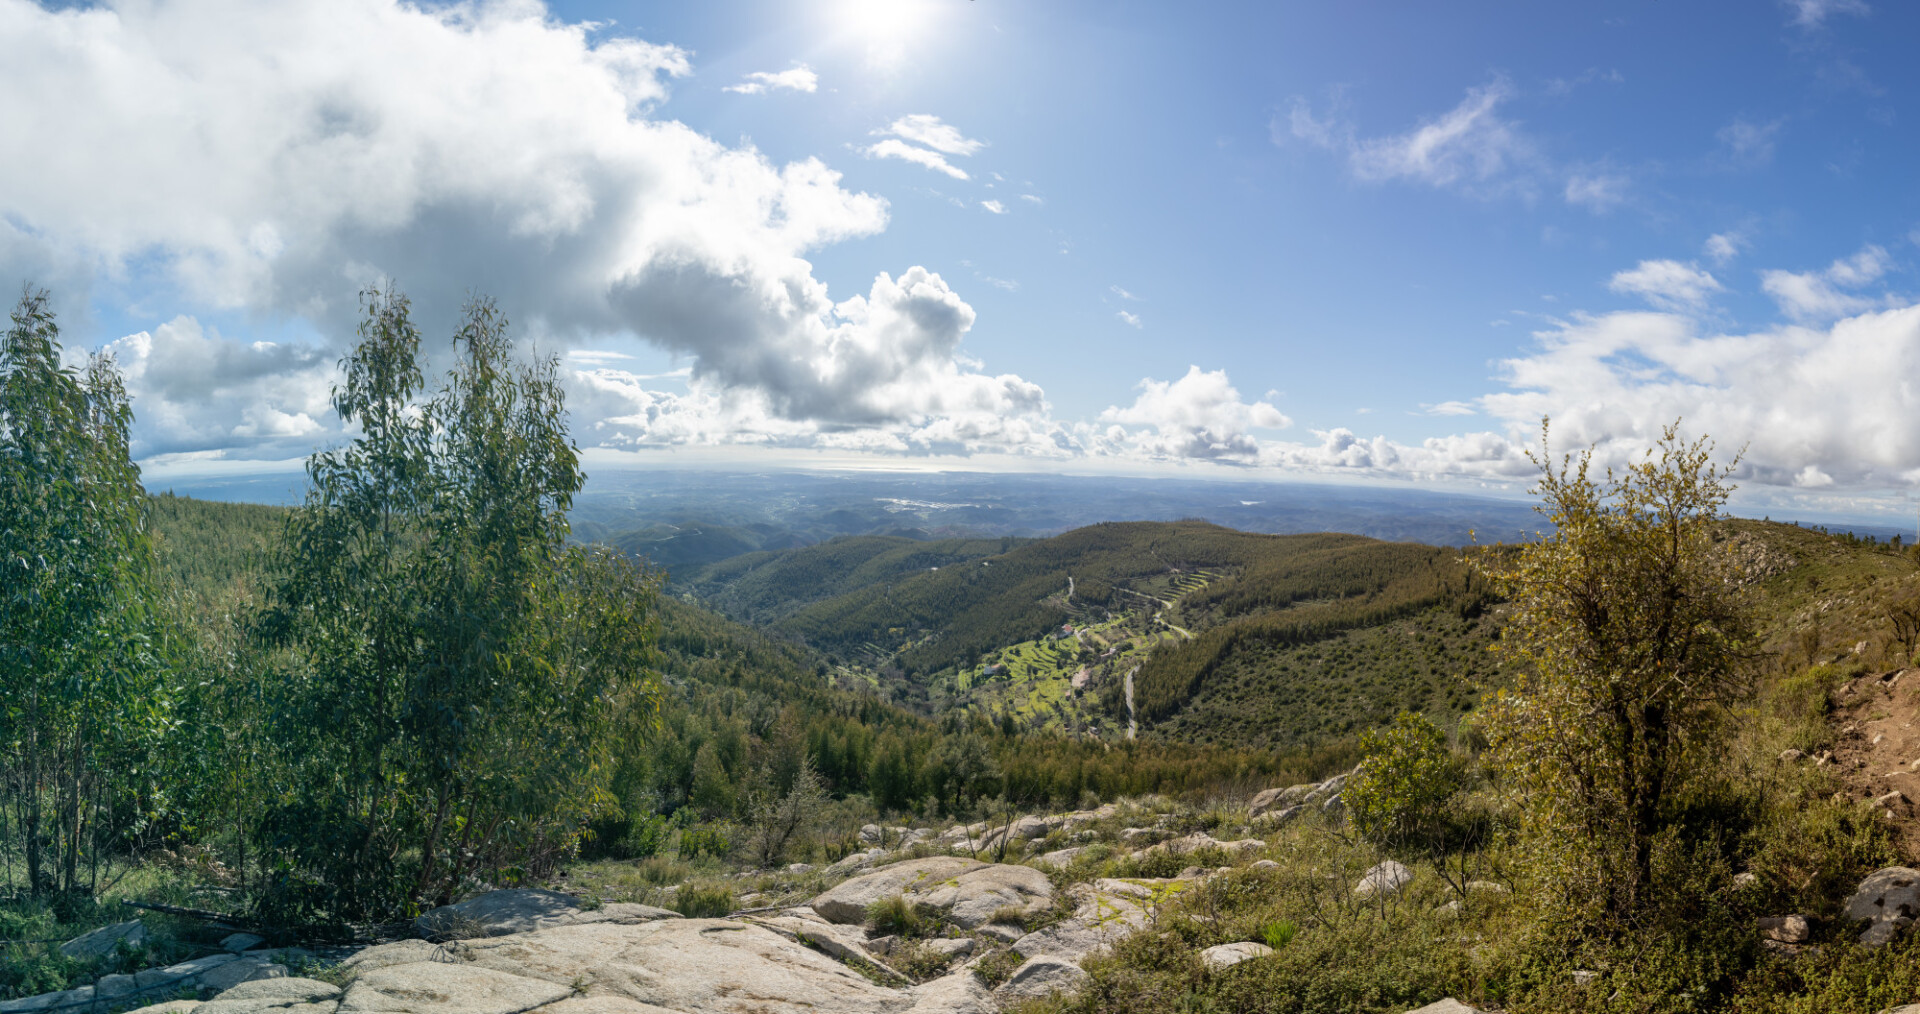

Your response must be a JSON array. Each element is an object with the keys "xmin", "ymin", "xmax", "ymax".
[{"xmin": 4, "ymin": 0, "xmax": 1920, "ymax": 520}]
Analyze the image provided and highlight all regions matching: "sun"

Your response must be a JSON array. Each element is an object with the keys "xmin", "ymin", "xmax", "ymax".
[{"xmin": 834, "ymin": 0, "xmax": 947, "ymax": 67}]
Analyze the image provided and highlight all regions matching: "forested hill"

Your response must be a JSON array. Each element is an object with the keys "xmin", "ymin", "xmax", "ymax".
[
  {"xmin": 143, "ymin": 494, "xmax": 1316, "ymax": 824},
  {"xmin": 684, "ymin": 533, "xmax": 1028, "ymax": 627},
  {"xmin": 684, "ymin": 520, "xmax": 1503, "ymax": 749}
]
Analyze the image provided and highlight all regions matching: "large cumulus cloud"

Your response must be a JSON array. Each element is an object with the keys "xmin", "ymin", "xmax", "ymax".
[{"xmin": 0, "ymin": 0, "xmax": 1047, "ymax": 458}]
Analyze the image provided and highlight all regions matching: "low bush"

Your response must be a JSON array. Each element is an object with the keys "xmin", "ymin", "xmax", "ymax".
[{"xmin": 667, "ymin": 883, "xmax": 734, "ymax": 919}]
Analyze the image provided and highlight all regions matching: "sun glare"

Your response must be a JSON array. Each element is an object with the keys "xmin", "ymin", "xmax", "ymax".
[{"xmin": 835, "ymin": 0, "xmax": 946, "ymax": 67}]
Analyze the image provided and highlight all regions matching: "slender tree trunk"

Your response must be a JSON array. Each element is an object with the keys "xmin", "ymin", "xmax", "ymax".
[{"xmin": 413, "ymin": 787, "xmax": 453, "ymax": 904}]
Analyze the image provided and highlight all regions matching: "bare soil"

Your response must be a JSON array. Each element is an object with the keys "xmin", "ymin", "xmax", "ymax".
[{"xmin": 1826, "ymin": 666, "xmax": 1920, "ymax": 858}]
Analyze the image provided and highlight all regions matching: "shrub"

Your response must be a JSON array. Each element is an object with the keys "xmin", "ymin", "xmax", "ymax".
[
  {"xmin": 668, "ymin": 883, "xmax": 735, "ymax": 918},
  {"xmin": 1261, "ymin": 919, "xmax": 1298, "ymax": 949},
  {"xmin": 679, "ymin": 824, "xmax": 731, "ymax": 859},
  {"xmin": 866, "ymin": 894, "xmax": 927, "ymax": 937},
  {"xmin": 1345, "ymin": 712, "xmax": 1462, "ymax": 850}
]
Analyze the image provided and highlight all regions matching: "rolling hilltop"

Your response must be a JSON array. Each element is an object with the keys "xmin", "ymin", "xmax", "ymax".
[{"xmin": 685, "ymin": 520, "xmax": 1503, "ymax": 749}]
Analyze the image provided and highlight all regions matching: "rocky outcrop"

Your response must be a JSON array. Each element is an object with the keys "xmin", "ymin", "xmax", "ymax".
[
  {"xmin": 1845, "ymin": 866, "xmax": 1920, "ymax": 945},
  {"xmin": 809, "ymin": 857, "xmax": 1052, "ymax": 929},
  {"xmin": 1011, "ymin": 883, "xmax": 1150, "ymax": 963},
  {"xmin": 1, "ymin": 954, "xmax": 288, "ymax": 1014},
  {"xmin": 1138, "ymin": 833, "xmax": 1262, "ymax": 859}
]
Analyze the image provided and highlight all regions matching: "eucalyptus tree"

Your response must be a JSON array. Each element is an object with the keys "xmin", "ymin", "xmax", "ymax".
[
  {"xmin": 0, "ymin": 288, "xmax": 171, "ymax": 897},
  {"xmin": 262, "ymin": 288, "xmax": 659, "ymax": 917}
]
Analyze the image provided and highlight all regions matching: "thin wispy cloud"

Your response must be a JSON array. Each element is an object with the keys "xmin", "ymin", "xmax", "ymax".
[
  {"xmin": 877, "ymin": 114, "xmax": 985, "ymax": 157},
  {"xmin": 866, "ymin": 138, "xmax": 969, "ymax": 179},
  {"xmin": 1704, "ymin": 232, "xmax": 1746, "ymax": 265},
  {"xmin": 1717, "ymin": 117, "xmax": 1783, "ymax": 168},
  {"xmin": 1288, "ymin": 78, "xmax": 1537, "ymax": 197},
  {"xmin": 980, "ymin": 200, "xmax": 1007, "ymax": 214},
  {"xmin": 1111, "ymin": 285, "xmax": 1141, "ymax": 301},
  {"xmin": 1565, "ymin": 173, "xmax": 1629, "ymax": 212},
  {"xmin": 1784, "ymin": 0, "xmax": 1869, "ymax": 28},
  {"xmin": 1116, "ymin": 310, "xmax": 1142, "ymax": 328},
  {"xmin": 724, "ymin": 64, "xmax": 818, "ymax": 95},
  {"xmin": 1608, "ymin": 260, "xmax": 1724, "ymax": 312},
  {"xmin": 863, "ymin": 115, "xmax": 984, "ymax": 180}
]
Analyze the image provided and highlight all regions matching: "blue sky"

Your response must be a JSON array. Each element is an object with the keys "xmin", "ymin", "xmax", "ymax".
[{"xmin": 4, "ymin": 0, "xmax": 1920, "ymax": 517}]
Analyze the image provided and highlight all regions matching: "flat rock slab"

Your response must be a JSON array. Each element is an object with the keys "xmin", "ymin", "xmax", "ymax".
[
  {"xmin": 810, "ymin": 857, "xmax": 1052, "ymax": 929},
  {"xmin": 61, "ymin": 920, "xmax": 149, "ymax": 960},
  {"xmin": 1404, "ymin": 1001, "xmax": 1483, "ymax": 1014},
  {"xmin": 416, "ymin": 890, "xmax": 584, "ymax": 939},
  {"xmin": 454, "ymin": 919, "xmax": 910, "ymax": 1014},
  {"xmin": 124, "ymin": 1004, "xmax": 202, "ymax": 1014},
  {"xmin": 200, "ymin": 976, "xmax": 345, "ymax": 1014},
  {"xmin": 1013, "ymin": 884, "xmax": 1150, "ymax": 963},
  {"xmin": 340, "ymin": 962, "xmax": 572, "ymax": 1014},
  {"xmin": 523, "ymin": 999, "xmax": 680, "ymax": 1014},
  {"xmin": 197, "ymin": 958, "xmax": 288, "ymax": 993}
]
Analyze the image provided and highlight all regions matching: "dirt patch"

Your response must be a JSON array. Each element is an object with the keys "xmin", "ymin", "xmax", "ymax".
[{"xmin": 1825, "ymin": 667, "xmax": 1920, "ymax": 857}]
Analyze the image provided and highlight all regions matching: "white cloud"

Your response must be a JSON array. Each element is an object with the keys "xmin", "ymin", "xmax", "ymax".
[
  {"xmin": 725, "ymin": 64, "xmax": 818, "ymax": 95},
  {"xmin": 1292, "ymin": 79, "xmax": 1534, "ymax": 195},
  {"xmin": 1425, "ymin": 401, "xmax": 1478, "ymax": 416},
  {"xmin": 1717, "ymin": 117, "xmax": 1783, "ymax": 167},
  {"xmin": 980, "ymin": 200, "xmax": 1007, "ymax": 214},
  {"xmin": 1111, "ymin": 285, "xmax": 1141, "ymax": 301},
  {"xmin": 864, "ymin": 138, "xmax": 969, "ymax": 179},
  {"xmin": 1704, "ymin": 232, "xmax": 1746, "ymax": 265},
  {"xmin": 1564, "ymin": 173, "xmax": 1629, "ymax": 212},
  {"xmin": 875, "ymin": 114, "xmax": 984, "ymax": 157},
  {"xmin": 101, "ymin": 316, "xmax": 335, "ymax": 458},
  {"xmin": 1116, "ymin": 310, "xmax": 1142, "ymax": 328},
  {"xmin": 1471, "ymin": 301, "xmax": 1920, "ymax": 491},
  {"xmin": 1608, "ymin": 260, "xmax": 1724, "ymax": 312},
  {"xmin": 0, "ymin": 0, "xmax": 1071, "ymax": 459},
  {"xmin": 1785, "ymin": 0, "xmax": 1869, "ymax": 27},
  {"xmin": 1760, "ymin": 244, "xmax": 1890, "ymax": 321},
  {"xmin": 1019, "ymin": 194, "xmax": 1043, "ymax": 205},
  {"xmin": 1095, "ymin": 366, "xmax": 1290, "ymax": 462}
]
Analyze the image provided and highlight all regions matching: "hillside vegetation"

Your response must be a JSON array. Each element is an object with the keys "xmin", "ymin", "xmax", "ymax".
[{"xmin": 685, "ymin": 521, "xmax": 1500, "ymax": 750}]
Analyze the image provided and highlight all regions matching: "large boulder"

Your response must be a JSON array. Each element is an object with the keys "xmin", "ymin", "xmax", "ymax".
[
  {"xmin": 1200, "ymin": 942, "xmax": 1271, "ymax": 971},
  {"xmin": 1248, "ymin": 785, "xmax": 1313, "ymax": 819},
  {"xmin": 1008, "ymin": 815, "xmax": 1061, "ymax": 840},
  {"xmin": 991, "ymin": 956, "xmax": 1088, "ymax": 1005},
  {"xmin": 809, "ymin": 857, "xmax": 1052, "ymax": 929},
  {"xmin": 1404, "ymin": 1002, "xmax": 1482, "ymax": 1014},
  {"xmin": 1845, "ymin": 866, "xmax": 1920, "ymax": 945},
  {"xmin": 1354, "ymin": 861, "xmax": 1414, "ymax": 899}
]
